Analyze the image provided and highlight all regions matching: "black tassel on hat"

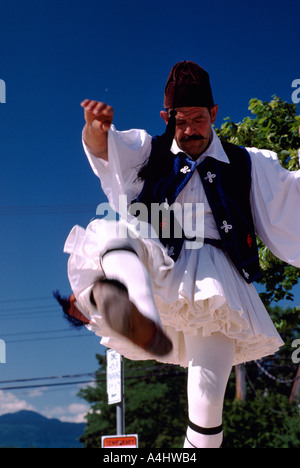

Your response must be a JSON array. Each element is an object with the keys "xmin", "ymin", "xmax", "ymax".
[{"xmin": 137, "ymin": 109, "xmax": 176, "ymax": 181}]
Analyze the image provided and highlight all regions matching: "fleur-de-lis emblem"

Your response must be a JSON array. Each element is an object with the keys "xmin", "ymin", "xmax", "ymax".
[
  {"xmin": 242, "ymin": 269, "xmax": 250, "ymax": 280},
  {"xmin": 180, "ymin": 165, "xmax": 191, "ymax": 174},
  {"xmin": 221, "ymin": 220, "xmax": 233, "ymax": 233},
  {"xmin": 166, "ymin": 245, "xmax": 175, "ymax": 257},
  {"xmin": 204, "ymin": 171, "xmax": 216, "ymax": 183}
]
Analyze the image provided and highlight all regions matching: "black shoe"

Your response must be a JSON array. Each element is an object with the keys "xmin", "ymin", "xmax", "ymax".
[{"xmin": 91, "ymin": 278, "xmax": 173, "ymax": 357}]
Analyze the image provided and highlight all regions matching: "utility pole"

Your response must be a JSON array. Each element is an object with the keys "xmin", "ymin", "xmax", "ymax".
[
  {"xmin": 116, "ymin": 355, "xmax": 125, "ymax": 435},
  {"xmin": 235, "ymin": 364, "xmax": 247, "ymax": 401},
  {"xmin": 289, "ymin": 363, "xmax": 300, "ymax": 404}
]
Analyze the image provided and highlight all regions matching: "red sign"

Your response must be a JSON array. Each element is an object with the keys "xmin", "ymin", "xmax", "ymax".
[{"xmin": 102, "ymin": 435, "xmax": 138, "ymax": 448}]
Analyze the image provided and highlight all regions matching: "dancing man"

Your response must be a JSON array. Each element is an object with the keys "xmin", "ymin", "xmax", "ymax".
[{"xmin": 63, "ymin": 61, "xmax": 300, "ymax": 448}]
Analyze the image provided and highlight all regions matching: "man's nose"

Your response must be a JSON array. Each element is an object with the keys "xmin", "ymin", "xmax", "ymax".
[{"xmin": 184, "ymin": 124, "xmax": 195, "ymax": 136}]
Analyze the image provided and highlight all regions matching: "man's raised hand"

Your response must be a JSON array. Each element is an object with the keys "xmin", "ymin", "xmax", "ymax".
[
  {"xmin": 81, "ymin": 99, "xmax": 114, "ymax": 133},
  {"xmin": 81, "ymin": 99, "xmax": 113, "ymax": 159}
]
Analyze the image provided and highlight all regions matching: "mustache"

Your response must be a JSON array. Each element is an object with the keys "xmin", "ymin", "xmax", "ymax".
[{"xmin": 180, "ymin": 134, "xmax": 206, "ymax": 143}]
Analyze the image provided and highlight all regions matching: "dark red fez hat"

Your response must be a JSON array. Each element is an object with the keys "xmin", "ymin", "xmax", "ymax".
[{"xmin": 164, "ymin": 61, "xmax": 214, "ymax": 109}]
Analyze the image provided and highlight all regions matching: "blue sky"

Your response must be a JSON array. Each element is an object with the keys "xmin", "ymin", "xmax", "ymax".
[{"xmin": 0, "ymin": 0, "xmax": 299, "ymax": 424}]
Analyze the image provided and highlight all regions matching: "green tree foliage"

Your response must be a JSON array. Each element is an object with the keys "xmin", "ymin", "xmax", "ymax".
[
  {"xmin": 222, "ymin": 305, "xmax": 300, "ymax": 448},
  {"xmin": 79, "ymin": 97, "xmax": 300, "ymax": 448},
  {"xmin": 78, "ymin": 316, "xmax": 300, "ymax": 449},
  {"xmin": 215, "ymin": 95, "xmax": 300, "ymax": 447},
  {"xmin": 223, "ymin": 393, "xmax": 300, "ymax": 448},
  {"xmin": 215, "ymin": 96, "xmax": 300, "ymax": 306},
  {"xmin": 78, "ymin": 355, "xmax": 188, "ymax": 448}
]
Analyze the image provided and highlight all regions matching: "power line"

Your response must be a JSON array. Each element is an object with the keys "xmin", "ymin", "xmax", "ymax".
[
  {"xmin": 0, "ymin": 298, "xmax": 68, "ymax": 321},
  {"xmin": 0, "ymin": 310, "xmax": 59, "ymax": 320},
  {"xmin": 1, "ymin": 328, "xmax": 74, "ymax": 337},
  {"xmin": 0, "ymin": 372, "xmax": 102, "ymax": 392},
  {"xmin": 0, "ymin": 310, "xmax": 58, "ymax": 319},
  {"xmin": 0, "ymin": 365, "xmax": 185, "ymax": 392},
  {"xmin": 0, "ymin": 372, "xmax": 98, "ymax": 385},
  {"xmin": 0, "ymin": 379, "xmax": 100, "ymax": 392},
  {"xmin": 0, "ymin": 296, "xmax": 52, "ymax": 304},
  {"xmin": 0, "ymin": 304, "xmax": 57, "ymax": 313},
  {"xmin": 0, "ymin": 203, "xmax": 97, "ymax": 216},
  {"xmin": 1, "ymin": 324, "xmax": 93, "ymax": 343},
  {"xmin": 4, "ymin": 333, "xmax": 92, "ymax": 344},
  {"xmin": 0, "ymin": 323, "xmax": 84, "ymax": 342}
]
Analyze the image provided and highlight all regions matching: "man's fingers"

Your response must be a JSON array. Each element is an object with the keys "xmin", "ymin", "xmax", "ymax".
[
  {"xmin": 81, "ymin": 99, "xmax": 103, "ymax": 113},
  {"xmin": 80, "ymin": 98, "xmax": 91, "ymax": 107},
  {"xmin": 81, "ymin": 99, "xmax": 100, "ymax": 109},
  {"xmin": 81, "ymin": 99, "xmax": 112, "ymax": 115},
  {"xmin": 91, "ymin": 119, "xmax": 111, "ymax": 132},
  {"xmin": 81, "ymin": 99, "xmax": 113, "ymax": 131},
  {"xmin": 93, "ymin": 102, "xmax": 112, "ymax": 115}
]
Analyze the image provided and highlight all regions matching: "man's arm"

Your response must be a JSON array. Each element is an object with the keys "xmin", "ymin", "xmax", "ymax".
[{"xmin": 81, "ymin": 99, "xmax": 114, "ymax": 161}]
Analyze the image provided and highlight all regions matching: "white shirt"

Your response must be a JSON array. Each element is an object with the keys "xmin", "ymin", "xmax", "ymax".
[
  {"xmin": 65, "ymin": 125, "xmax": 300, "ymax": 365},
  {"xmin": 84, "ymin": 125, "xmax": 300, "ymax": 268}
]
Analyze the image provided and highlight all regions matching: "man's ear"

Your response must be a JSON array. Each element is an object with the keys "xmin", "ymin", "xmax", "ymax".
[
  {"xmin": 160, "ymin": 110, "xmax": 168, "ymax": 124},
  {"xmin": 210, "ymin": 104, "xmax": 219, "ymax": 124}
]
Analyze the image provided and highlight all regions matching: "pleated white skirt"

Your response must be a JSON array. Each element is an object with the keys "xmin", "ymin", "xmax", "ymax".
[{"xmin": 64, "ymin": 219, "xmax": 284, "ymax": 367}]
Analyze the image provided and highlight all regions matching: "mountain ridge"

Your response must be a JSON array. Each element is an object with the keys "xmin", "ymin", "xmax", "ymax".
[{"xmin": 0, "ymin": 409, "xmax": 85, "ymax": 448}]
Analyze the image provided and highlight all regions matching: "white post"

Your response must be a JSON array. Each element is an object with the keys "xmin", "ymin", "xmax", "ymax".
[
  {"xmin": 116, "ymin": 356, "xmax": 125, "ymax": 435},
  {"xmin": 107, "ymin": 350, "xmax": 125, "ymax": 434}
]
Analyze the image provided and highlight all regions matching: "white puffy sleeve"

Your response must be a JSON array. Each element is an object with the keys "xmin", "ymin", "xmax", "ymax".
[
  {"xmin": 249, "ymin": 147, "xmax": 300, "ymax": 267},
  {"xmin": 83, "ymin": 125, "xmax": 152, "ymax": 210}
]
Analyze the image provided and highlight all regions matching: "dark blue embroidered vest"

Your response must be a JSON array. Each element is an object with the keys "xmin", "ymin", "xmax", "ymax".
[{"xmin": 131, "ymin": 137, "xmax": 261, "ymax": 284}]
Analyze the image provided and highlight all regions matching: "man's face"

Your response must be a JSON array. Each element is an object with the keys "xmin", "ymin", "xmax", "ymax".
[{"xmin": 160, "ymin": 105, "xmax": 218, "ymax": 159}]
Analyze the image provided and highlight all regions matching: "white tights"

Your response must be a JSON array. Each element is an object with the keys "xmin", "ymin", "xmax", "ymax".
[
  {"xmin": 101, "ymin": 249, "xmax": 162, "ymax": 327},
  {"xmin": 184, "ymin": 331, "xmax": 235, "ymax": 448},
  {"xmin": 101, "ymin": 248, "xmax": 235, "ymax": 448}
]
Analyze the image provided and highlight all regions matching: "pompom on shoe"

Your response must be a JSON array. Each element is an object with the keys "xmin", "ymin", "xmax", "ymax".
[{"xmin": 53, "ymin": 290, "xmax": 90, "ymax": 327}]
